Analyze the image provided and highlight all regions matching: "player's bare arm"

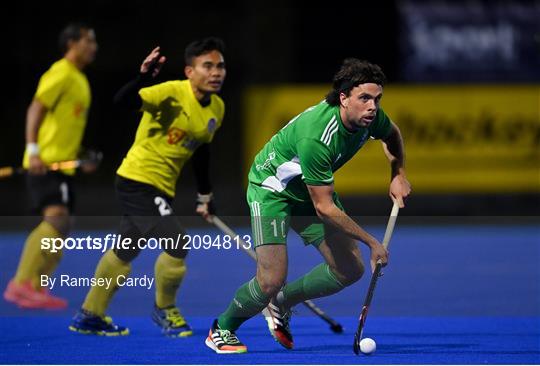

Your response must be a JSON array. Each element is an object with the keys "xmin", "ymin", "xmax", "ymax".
[
  {"xmin": 307, "ymin": 183, "xmax": 388, "ymax": 270},
  {"xmin": 25, "ymin": 99, "xmax": 48, "ymax": 175},
  {"xmin": 381, "ymin": 122, "xmax": 411, "ymax": 208}
]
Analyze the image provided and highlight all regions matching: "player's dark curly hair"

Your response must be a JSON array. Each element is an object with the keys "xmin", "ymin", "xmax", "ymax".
[
  {"xmin": 58, "ymin": 22, "xmax": 92, "ymax": 54},
  {"xmin": 325, "ymin": 58, "xmax": 386, "ymax": 106},
  {"xmin": 184, "ymin": 37, "xmax": 226, "ymax": 65}
]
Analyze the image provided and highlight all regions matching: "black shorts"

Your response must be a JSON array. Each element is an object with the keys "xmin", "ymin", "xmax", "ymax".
[
  {"xmin": 115, "ymin": 174, "xmax": 185, "ymax": 239},
  {"xmin": 26, "ymin": 171, "xmax": 75, "ymax": 213}
]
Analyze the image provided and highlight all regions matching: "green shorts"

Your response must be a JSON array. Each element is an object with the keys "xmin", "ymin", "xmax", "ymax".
[{"xmin": 246, "ymin": 182, "xmax": 345, "ymax": 247}]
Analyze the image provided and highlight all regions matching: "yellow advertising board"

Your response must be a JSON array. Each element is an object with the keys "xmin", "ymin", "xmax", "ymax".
[{"xmin": 244, "ymin": 85, "xmax": 540, "ymax": 194}]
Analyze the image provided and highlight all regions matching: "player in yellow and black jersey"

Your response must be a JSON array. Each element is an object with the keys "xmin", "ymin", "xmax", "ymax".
[
  {"xmin": 3, "ymin": 23, "xmax": 98, "ymax": 310},
  {"xmin": 69, "ymin": 38, "xmax": 226, "ymax": 337}
]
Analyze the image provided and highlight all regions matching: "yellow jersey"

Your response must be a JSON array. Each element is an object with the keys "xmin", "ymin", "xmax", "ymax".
[
  {"xmin": 23, "ymin": 58, "xmax": 91, "ymax": 175},
  {"xmin": 116, "ymin": 79, "xmax": 224, "ymax": 197}
]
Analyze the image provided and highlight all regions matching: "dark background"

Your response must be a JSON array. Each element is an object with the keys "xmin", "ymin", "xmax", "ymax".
[{"xmin": 0, "ymin": 0, "xmax": 538, "ymax": 217}]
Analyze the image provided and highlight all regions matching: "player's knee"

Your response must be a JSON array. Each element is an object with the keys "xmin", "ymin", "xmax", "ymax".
[
  {"xmin": 347, "ymin": 260, "xmax": 365, "ymax": 285},
  {"xmin": 43, "ymin": 205, "xmax": 71, "ymax": 236},
  {"xmin": 333, "ymin": 259, "xmax": 365, "ymax": 287},
  {"xmin": 163, "ymin": 243, "xmax": 188, "ymax": 259},
  {"xmin": 114, "ymin": 246, "xmax": 142, "ymax": 263},
  {"xmin": 257, "ymin": 276, "xmax": 286, "ymax": 297}
]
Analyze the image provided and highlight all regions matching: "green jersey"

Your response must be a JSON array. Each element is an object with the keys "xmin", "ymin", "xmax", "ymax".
[{"xmin": 248, "ymin": 101, "xmax": 392, "ymax": 202}]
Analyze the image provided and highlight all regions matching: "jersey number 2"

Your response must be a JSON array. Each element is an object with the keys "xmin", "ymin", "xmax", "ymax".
[{"xmin": 154, "ymin": 197, "xmax": 172, "ymax": 216}]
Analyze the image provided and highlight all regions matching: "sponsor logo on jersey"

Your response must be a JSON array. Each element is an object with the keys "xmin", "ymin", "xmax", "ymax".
[
  {"xmin": 182, "ymin": 137, "xmax": 202, "ymax": 151},
  {"xmin": 256, "ymin": 150, "xmax": 276, "ymax": 171},
  {"xmin": 167, "ymin": 127, "xmax": 186, "ymax": 145}
]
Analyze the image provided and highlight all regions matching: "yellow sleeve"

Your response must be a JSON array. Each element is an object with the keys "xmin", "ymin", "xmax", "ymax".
[
  {"xmin": 219, "ymin": 99, "xmax": 225, "ymax": 126},
  {"xmin": 34, "ymin": 67, "xmax": 68, "ymax": 109},
  {"xmin": 215, "ymin": 95, "xmax": 225, "ymax": 128},
  {"xmin": 139, "ymin": 81, "xmax": 177, "ymax": 111}
]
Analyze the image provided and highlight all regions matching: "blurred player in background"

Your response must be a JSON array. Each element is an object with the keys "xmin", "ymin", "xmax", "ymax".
[
  {"xmin": 206, "ymin": 59, "xmax": 411, "ymax": 353},
  {"xmin": 69, "ymin": 38, "xmax": 226, "ymax": 337},
  {"xmin": 3, "ymin": 23, "xmax": 98, "ymax": 310}
]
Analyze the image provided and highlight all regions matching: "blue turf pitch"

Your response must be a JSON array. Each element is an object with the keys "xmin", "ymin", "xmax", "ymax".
[
  {"xmin": 0, "ymin": 224, "xmax": 539, "ymax": 364},
  {"xmin": 1, "ymin": 316, "xmax": 539, "ymax": 364}
]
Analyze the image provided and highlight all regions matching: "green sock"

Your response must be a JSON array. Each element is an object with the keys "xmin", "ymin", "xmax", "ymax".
[
  {"xmin": 281, "ymin": 263, "xmax": 345, "ymax": 308},
  {"xmin": 218, "ymin": 277, "xmax": 270, "ymax": 331}
]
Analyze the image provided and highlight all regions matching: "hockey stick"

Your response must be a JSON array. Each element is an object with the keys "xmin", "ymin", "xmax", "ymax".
[
  {"xmin": 0, "ymin": 151, "xmax": 103, "ymax": 179},
  {"xmin": 353, "ymin": 201, "xmax": 399, "ymax": 354},
  {"xmin": 210, "ymin": 215, "xmax": 344, "ymax": 334}
]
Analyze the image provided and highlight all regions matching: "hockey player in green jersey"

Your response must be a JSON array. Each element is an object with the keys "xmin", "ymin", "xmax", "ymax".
[{"xmin": 205, "ymin": 58, "xmax": 411, "ymax": 354}]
